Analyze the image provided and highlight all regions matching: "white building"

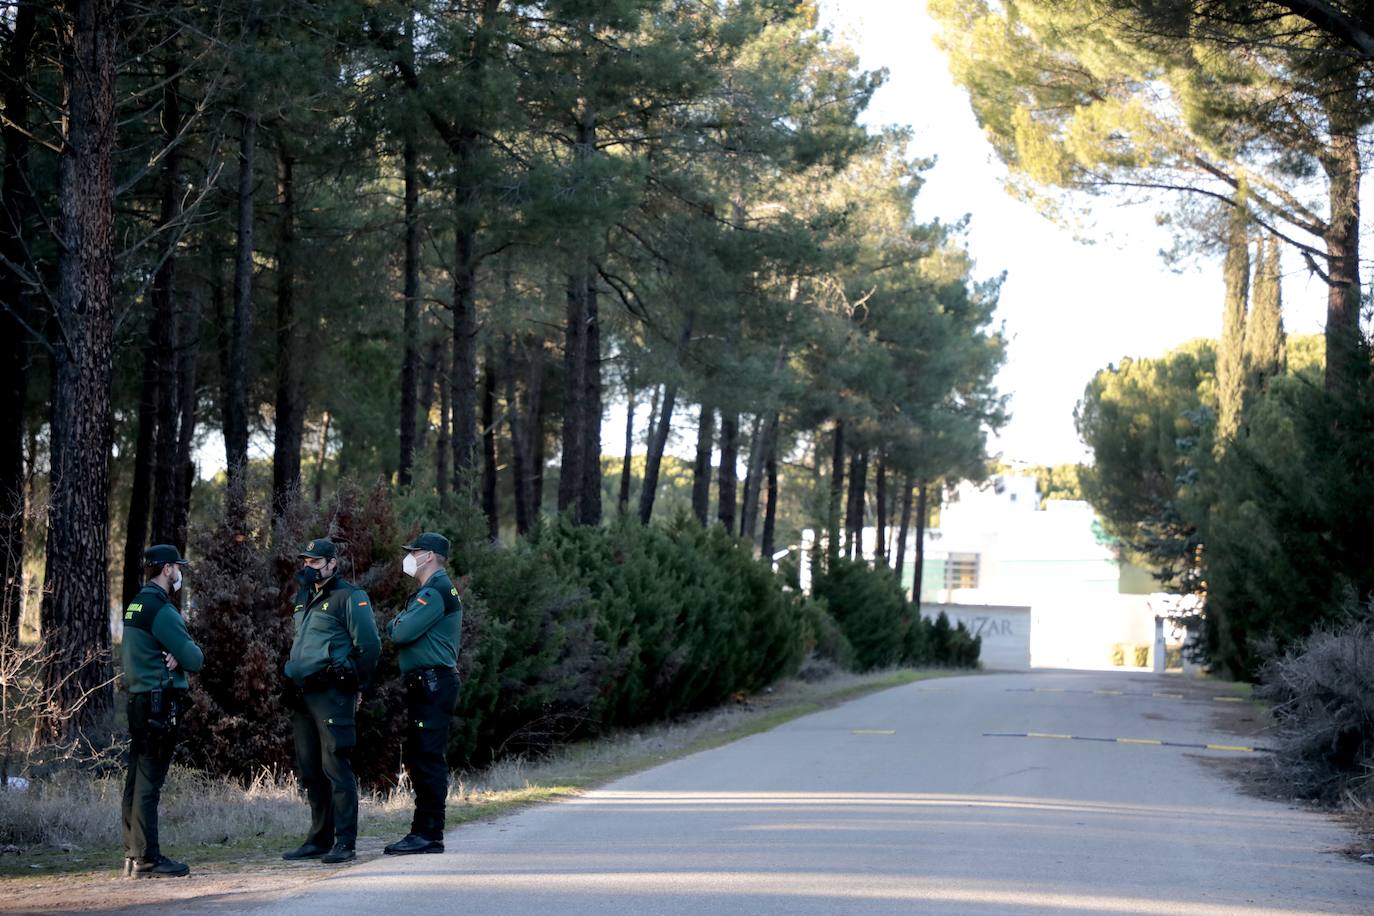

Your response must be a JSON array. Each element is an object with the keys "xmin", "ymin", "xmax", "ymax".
[{"xmin": 805, "ymin": 473, "xmax": 1176, "ymax": 671}]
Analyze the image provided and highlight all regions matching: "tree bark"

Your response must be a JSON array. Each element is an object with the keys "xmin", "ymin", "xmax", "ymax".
[
  {"xmin": 690, "ymin": 402, "xmax": 715, "ymax": 526},
  {"xmin": 827, "ymin": 419, "xmax": 844, "ymax": 565},
  {"xmin": 313, "ymin": 411, "xmax": 330, "ymax": 504},
  {"xmin": 874, "ymin": 455, "xmax": 888, "ymax": 565},
  {"xmin": 739, "ymin": 415, "xmax": 764, "ymax": 539},
  {"xmin": 396, "ymin": 24, "xmax": 420, "ymax": 489},
  {"xmin": 481, "ymin": 348, "xmax": 498, "ymax": 538},
  {"xmin": 224, "ymin": 110, "xmax": 256, "ymax": 509},
  {"xmin": 894, "ymin": 476, "xmax": 913, "ymax": 580},
  {"xmin": 845, "ymin": 449, "xmax": 867, "ymax": 561},
  {"xmin": 169, "ymin": 290, "xmax": 200, "ymax": 552},
  {"xmin": 450, "ymin": 215, "xmax": 479, "ymax": 492},
  {"xmin": 437, "ymin": 343, "xmax": 451, "ymax": 511},
  {"xmin": 1320, "ymin": 97, "xmax": 1364, "ymax": 398},
  {"xmin": 0, "ymin": 1, "xmax": 36, "ymax": 643},
  {"xmin": 271, "ymin": 143, "xmax": 304, "ymax": 516},
  {"xmin": 149, "ymin": 52, "xmax": 184, "ymax": 547},
  {"xmin": 415, "ymin": 335, "xmax": 441, "ymax": 453},
  {"xmin": 504, "ymin": 335, "xmax": 531, "ymax": 535},
  {"xmin": 580, "ymin": 267, "xmax": 603, "ymax": 526},
  {"xmin": 912, "ymin": 482, "xmax": 929, "ymax": 609},
  {"xmin": 760, "ymin": 438, "xmax": 779, "ymax": 561},
  {"xmin": 618, "ymin": 386, "xmax": 636, "ymax": 514},
  {"xmin": 639, "ymin": 315, "xmax": 694, "ymax": 526},
  {"xmin": 717, "ymin": 411, "xmax": 739, "ymax": 531},
  {"xmin": 42, "ymin": 0, "xmax": 117, "ymax": 735},
  {"xmin": 119, "ymin": 305, "xmax": 159, "ymax": 606},
  {"xmin": 559, "ymin": 272, "xmax": 588, "ymax": 517}
]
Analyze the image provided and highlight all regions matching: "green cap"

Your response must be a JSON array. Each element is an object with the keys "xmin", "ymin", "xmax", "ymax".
[
  {"xmin": 298, "ymin": 538, "xmax": 339, "ymax": 559},
  {"xmin": 144, "ymin": 544, "xmax": 189, "ymax": 567},
  {"xmin": 401, "ymin": 532, "xmax": 450, "ymax": 558}
]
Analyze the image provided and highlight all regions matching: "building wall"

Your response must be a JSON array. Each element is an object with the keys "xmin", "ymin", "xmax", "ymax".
[{"xmin": 923, "ymin": 602, "xmax": 1032, "ymax": 670}]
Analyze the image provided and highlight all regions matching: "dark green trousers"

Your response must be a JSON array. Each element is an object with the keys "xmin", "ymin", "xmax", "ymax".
[
  {"xmin": 121, "ymin": 690, "xmax": 182, "ymax": 860},
  {"xmin": 292, "ymin": 686, "xmax": 359, "ymax": 848}
]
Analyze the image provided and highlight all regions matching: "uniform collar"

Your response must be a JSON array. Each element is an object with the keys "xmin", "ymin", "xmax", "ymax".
[{"xmin": 141, "ymin": 581, "xmax": 170, "ymax": 602}]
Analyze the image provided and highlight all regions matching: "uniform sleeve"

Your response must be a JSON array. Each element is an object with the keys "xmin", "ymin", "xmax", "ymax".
[
  {"xmin": 348, "ymin": 590, "xmax": 381, "ymax": 682},
  {"xmin": 151, "ymin": 605, "xmax": 204, "ymax": 673},
  {"xmin": 387, "ymin": 587, "xmax": 444, "ymax": 648}
]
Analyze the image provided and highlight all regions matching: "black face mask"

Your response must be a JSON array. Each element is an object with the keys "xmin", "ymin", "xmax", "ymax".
[{"xmin": 296, "ymin": 566, "xmax": 322, "ymax": 587}]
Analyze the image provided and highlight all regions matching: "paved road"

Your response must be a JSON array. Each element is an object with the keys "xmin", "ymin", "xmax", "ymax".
[{"xmin": 253, "ymin": 671, "xmax": 1369, "ymax": 915}]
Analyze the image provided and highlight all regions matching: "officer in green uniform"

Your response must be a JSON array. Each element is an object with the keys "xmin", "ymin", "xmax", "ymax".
[
  {"xmin": 120, "ymin": 544, "xmax": 203, "ymax": 879},
  {"xmin": 383, "ymin": 532, "xmax": 462, "ymax": 856},
  {"xmin": 281, "ymin": 538, "xmax": 380, "ymax": 865}
]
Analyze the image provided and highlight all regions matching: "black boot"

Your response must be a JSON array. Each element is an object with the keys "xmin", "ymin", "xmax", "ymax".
[
  {"xmin": 321, "ymin": 843, "xmax": 355, "ymax": 864},
  {"xmin": 131, "ymin": 855, "xmax": 191, "ymax": 878},
  {"xmin": 282, "ymin": 842, "xmax": 330, "ymax": 860},
  {"xmin": 384, "ymin": 834, "xmax": 444, "ymax": 855}
]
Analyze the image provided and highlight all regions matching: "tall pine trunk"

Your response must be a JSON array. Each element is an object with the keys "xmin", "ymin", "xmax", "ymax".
[
  {"xmin": 559, "ymin": 273, "xmax": 588, "ymax": 517},
  {"xmin": 912, "ymin": 482, "xmax": 929, "ymax": 608},
  {"xmin": 437, "ymin": 344, "xmax": 451, "ymax": 511},
  {"xmin": 559, "ymin": 101, "xmax": 602, "ymax": 526},
  {"xmin": 450, "ymin": 214, "xmax": 479, "ymax": 491},
  {"xmin": 119, "ymin": 289, "xmax": 161, "ymax": 605},
  {"xmin": 845, "ymin": 449, "xmax": 867, "ymax": 561},
  {"xmin": 504, "ymin": 336, "xmax": 531, "ymax": 535},
  {"xmin": 415, "ymin": 335, "xmax": 441, "ymax": 452},
  {"xmin": 760, "ymin": 439, "xmax": 779, "ymax": 561},
  {"xmin": 271, "ymin": 144, "xmax": 304, "ymax": 515},
  {"xmin": 169, "ymin": 291, "xmax": 200, "ymax": 552},
  {"xmin": 481, "ymin": 349, "xmax": 498, "ymax": 538},
  {"xmin": 224, "ymin": 110, "xmax": 256, "ymax": 509},
  {"xmin": 690, "ymin": 403, "xmax": 715, "ymax": 526},
  {"xmin": 1320, "ymin": 95, "xmax": 1364, "ymax": 399},
  {"xmin": 639, "ymin": 314, "xmax": 693, "ymax": 526},
  {"xmin": 149, "ymin": 53, "xmax": 184, "ymax": 546},
  {"xmin": 0, "ymin": 1, "xmax": 35, "ymax": 642},
  {"xmin": 618, "ymin": 386, "xmax": 635, "ymax": 514},
  {"xmin": 522, "ymin": 338, "xmax": 546, "ymax": 528},
  {"xmin": 894, "ymin": 476, "xmax": 913, "ymax": 580},
  {"xmin": 580, "ymin": 268, "xmax": 602, "ymax": 526},
  {"xmin": 874, "ymin": 456, "xmax": 888, "ymax": 565},
  {"xmin": 717, "ymin": 411, "xmax": 739, "ymax": 531},
  {"xmin": 398, "ymin": 135, "xmax": 420, "ymax": 488},
  {"xmin": 827, "ymin": 419, "xmax": 844, "ymax": 565},
  {"xmin": 42, "ymin": 0, "xmax": 117, "ymax": 735}
]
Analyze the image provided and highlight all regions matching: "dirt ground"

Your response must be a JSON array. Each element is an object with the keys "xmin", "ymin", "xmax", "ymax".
[{"xmin": 0, "ymin": 837, "xmax": 395, "ymax": 915}]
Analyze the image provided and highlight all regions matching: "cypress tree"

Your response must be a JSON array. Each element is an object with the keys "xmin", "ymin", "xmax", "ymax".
[
  {"xmin": 1216, "ymin": 204, "xmax": 1250, "ymax": 446},
  {"xmin": 1244, "ymin": 234, "xmax": 1287, "ymax": 397}
]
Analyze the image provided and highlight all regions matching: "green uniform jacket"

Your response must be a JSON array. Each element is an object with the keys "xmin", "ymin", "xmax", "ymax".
[
  {"xmin": 386, "ymin": 569, "xmax": 462, "ymax": 673},
  {"xmin": 285, "ymin": 576, "xmax": 381, "ymax": 688},
  {"xmin": 121, "ymin": 583, "xmax": 204, "ymax": 693}
]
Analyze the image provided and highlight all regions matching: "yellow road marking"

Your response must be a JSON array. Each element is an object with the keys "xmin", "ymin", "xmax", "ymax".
[
  {"xmin": 1213, "ymin": 696, "xmax": 1244, "ymax": 703},
  {"xmin": 1093, "ymin": 689, "xmax": 1123, "ymax": 695},
  {"xmin": 1026, "ymin": 732, "xmax": 1073, "ymax": 740},
  {"xmin": 1151, "ymin": 692, "xmax": 1184, "ymax": 699},
  {"xmin": 1117, "ymin": 738, "xmax": 1163, "ymax": 746},
  {"xmin": 1205, "ymin": 743, "xmax": 1254, "ymax": 752},
  {"xmin": 851, "ymin": 729, "xmax": 896, "ymax": 736}
]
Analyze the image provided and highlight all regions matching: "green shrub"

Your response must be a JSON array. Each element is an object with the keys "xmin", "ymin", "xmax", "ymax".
[{"xmin": 812, "ymin": 560, "xmax": 908, "ymax": 671}]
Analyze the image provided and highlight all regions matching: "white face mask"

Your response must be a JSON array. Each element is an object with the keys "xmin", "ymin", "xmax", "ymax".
[
  {"xmin": 402, "ymin": 552, "xmax": 422, "ymax": 578},
  {"xmin": 171, "ymin": 569, "xmax": 183, "ymax": 593}
]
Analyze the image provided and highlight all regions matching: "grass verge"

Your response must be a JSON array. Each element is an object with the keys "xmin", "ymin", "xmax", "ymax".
[{"xmin": 0, "ymin": 667, "xmax": 958, "ymax": 883}]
